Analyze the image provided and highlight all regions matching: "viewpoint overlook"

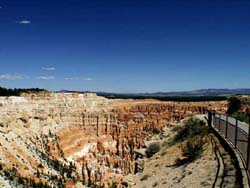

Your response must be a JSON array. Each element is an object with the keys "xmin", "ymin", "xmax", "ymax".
[
  {"xmin": 1, "ymin": 0, "xmax": 250, "ymax": 187},
  {"xmin": 1, "ymin": 92, "xmax": 246, "ymax": 187}
]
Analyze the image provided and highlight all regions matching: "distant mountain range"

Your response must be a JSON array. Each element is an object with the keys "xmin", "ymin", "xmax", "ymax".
[
  {"xmin": 60, "ymin": 88, "xmax": 250, "ymax": 97},
  {"xmin": 149, "ymin": 88, "xmax": 250, "ymax": 96}
]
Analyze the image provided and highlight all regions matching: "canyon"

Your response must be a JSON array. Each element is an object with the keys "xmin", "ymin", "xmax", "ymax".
[{"xmin": 0, "ymin": 93, "xmax": 227, "ymax": 187}]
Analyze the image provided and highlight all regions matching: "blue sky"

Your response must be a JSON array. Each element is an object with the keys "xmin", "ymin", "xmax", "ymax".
[{"xmin": 0, "ymin": 0, "xmax": 250, "ymax": 92}]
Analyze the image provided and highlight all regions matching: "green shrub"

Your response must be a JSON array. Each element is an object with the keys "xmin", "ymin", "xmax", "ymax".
[
  {"xmin": 171, "ymin": 118, "xmax": 209, "ymax": 145},
  {"xmin": 161, "ymin": 140, "xmax": 169, "ymax": 147},
  {"xmin": 227, "ymin": 97, "xmax": 241, "ymax": 115},
  {"xmin": 242, "ymin": 98, "xmax": 250, "ymax": 105},
  {"xmin": 140, "ymin": 174, "xmax": 151, "ymax": 181},
  {"xmin": 172, "ymin": 118, "xmax": 208, "ymax": 166},
  {"xmin": 143, "ymin": 125, "xmax": 161, "ymax": 134},
  {"xmin": 152, "ymin": 127, "xmax": 161, "ymax": 134},
  {"xmin": 182, "ymin": 136, "xmax": 205, "ymax": 162},
  {"xmin": 172, "ymin": 125, "xmax": 182, "ymax": 132},
  {"xmin": 146, "ymin": 142, "xmax": 161, "ymax": 158},
  {"xmin": 232, "ymin": 112, "xmax": 249, "ymax": 123},
  {"xmin": 175, "ymin": 136, "xmax": 205, "ymax": 166}
]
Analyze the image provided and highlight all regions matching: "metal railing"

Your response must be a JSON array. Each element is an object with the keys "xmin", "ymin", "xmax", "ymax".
[{"xmin": 208, "ymin": 111, "xmax": 250, "ymax": 174}]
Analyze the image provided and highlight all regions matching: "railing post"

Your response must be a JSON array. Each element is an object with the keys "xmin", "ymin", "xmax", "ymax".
[
  {"xmin": 208, "ymin": 111, "xmax": 212, "ymax": 127},
  {"xmin": 214, "ymin": 112, "xmax": 216, "ymax": 126},
  {"xmin": 235, "ymin": 119, "xmax": 238, "ymax": 148},
  {"xmin": 219, "ymin": 114, "xmax": 221, "ymax": 132},
  {"xmin": 225, "ymin": 115, "xmax": 228, "ymax": 138},
  {"xmin": 214, "ymin": 112, "xmax": 216, "ymax": 128}
]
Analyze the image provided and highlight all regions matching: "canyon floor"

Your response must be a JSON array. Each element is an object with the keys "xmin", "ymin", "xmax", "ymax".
[{"xmin": 0, "ymin": 93, "xmax": 239, "ymax": 188}]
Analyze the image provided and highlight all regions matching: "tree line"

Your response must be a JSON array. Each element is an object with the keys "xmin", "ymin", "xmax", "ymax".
[
  {"xmin": 227, "ymin": 96, "xmax": 250, "ymax": 123},
  {"xmin": 0, "ymin": 86, "xmax": 46, "ymax": 96},
  {"xmin": 98, "ymin": 94, "xmax": 227, "ymax": 102}
]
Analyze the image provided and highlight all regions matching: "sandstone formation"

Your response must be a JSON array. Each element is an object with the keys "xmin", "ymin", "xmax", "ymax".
[{"xmin": 0, "ymin": 93, "xmax": 227, "ymax": 187}]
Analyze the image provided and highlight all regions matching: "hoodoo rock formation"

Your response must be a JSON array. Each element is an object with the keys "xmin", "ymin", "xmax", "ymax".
[{"xmin": 0, "ymin": 93, "xmax": 227, "ymax": 187}]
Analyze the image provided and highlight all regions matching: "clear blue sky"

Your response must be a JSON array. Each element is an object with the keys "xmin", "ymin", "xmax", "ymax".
[{"xmin": 0, "ymin": 0, "xmax": 249, "ymax": 92}]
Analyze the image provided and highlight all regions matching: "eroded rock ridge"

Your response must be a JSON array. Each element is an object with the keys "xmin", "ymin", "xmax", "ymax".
[{"xmin": 0, "ymin": 93, "xmax": 226, "ymax": 187}]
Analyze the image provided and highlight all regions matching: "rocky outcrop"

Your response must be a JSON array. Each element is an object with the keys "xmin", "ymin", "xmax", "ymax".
[{"xmin": 0, "ymin": 93, "xmax": 227, "ymax": 187}]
